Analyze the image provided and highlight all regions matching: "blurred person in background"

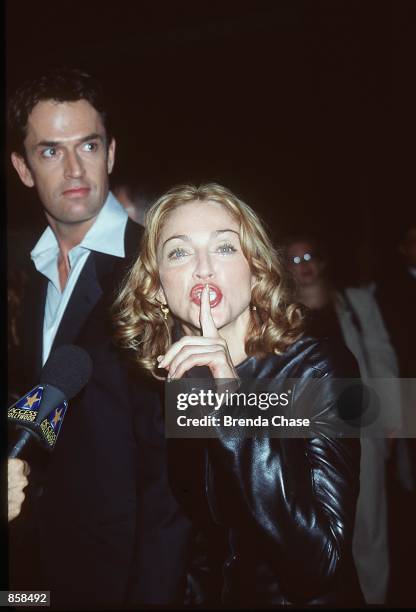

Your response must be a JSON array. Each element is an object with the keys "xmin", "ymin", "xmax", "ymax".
[
  {"xmin": 377, "ymin": 221, "xmax": 416, "ymax": 379},
  {"xmin": 113, "ymin": 181, "xmax": 155, "ymax": 227},
  {"xmin": 376, "ymin": 220, "xmax": 416, "ymax": 604},
  {"xmin": 285, "ymin": 234, "xmax": 401, "ymax": 605}
]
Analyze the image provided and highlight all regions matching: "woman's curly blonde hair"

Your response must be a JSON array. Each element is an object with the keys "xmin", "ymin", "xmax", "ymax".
[{"xmin": 113, "ymin": 183, "xmax": 304, "ymax": 376}]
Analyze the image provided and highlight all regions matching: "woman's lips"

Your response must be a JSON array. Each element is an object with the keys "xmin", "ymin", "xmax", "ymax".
[
  {"xmin": 190, "ymin": 284, "xmax": 223, "ymax": 308},
  {"xmin": 62, "ymin": 187, "xmax": 90, "ymax": 198}
]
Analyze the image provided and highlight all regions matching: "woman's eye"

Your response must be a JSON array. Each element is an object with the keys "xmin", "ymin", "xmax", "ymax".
[
  {"xmin": 41, "ymin": 147, "xmax": 57, "ymax": 159},
  {"xmin": 217, "ymin": 243, "xmax": 237, "ymax": 255},
  {"xmin": 167, "ymin": 247, "xmax": 189, "ymax": 260}
]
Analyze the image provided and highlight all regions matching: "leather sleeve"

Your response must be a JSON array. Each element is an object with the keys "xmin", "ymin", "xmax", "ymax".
[{"xmin": 206, "ymin": 351, "xmax": 361, "ymax": 602}]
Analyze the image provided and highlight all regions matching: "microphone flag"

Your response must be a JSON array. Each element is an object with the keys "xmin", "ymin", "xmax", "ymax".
[{"xmin": 8, "ymin": 385, "xmax": 68, "ymax": 451}]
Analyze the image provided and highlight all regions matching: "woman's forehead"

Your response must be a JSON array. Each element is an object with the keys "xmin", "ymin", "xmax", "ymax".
[{"xmin": 160, "ymin": 199, "xmax": 239, "ymax": 237}]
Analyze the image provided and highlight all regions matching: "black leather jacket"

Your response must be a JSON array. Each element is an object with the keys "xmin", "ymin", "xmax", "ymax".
[{"xmin": 168, "ymin": 335, "xmax": 365, "ymax": 606}]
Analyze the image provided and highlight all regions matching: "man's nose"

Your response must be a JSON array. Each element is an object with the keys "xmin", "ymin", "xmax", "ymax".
[{"xmin": 64, "ymin": 150, "xmax": 85, "ymax": 179}]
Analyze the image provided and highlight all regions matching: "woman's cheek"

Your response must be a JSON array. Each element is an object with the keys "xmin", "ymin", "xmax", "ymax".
[{"xmin": 164, "ymin": 274, "xmax": 187, "ymax": 312}]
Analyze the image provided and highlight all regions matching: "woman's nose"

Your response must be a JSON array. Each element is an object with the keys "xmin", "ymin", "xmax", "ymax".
[{"xmin": 193, "ymin": 252, "xmax": 214, "ymax": 280}]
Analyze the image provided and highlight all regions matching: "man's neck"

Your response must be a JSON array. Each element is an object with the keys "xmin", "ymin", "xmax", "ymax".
[
  {"xmin": 46, "ymin": 215, "xmax": 98, "ymax": 291},
  {"xmin": 48, "ymin": 215, "xmax": 98, "ymax": 253}
]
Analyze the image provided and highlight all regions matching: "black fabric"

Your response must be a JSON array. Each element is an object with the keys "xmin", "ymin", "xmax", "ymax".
[
  {"xmin": 304, "ymin": 302, "xmax": 345, "ymax": 345},
  {"xmin": 376, "ymin": 267, "xmax": 416, "ymax": 378},
  {"xmin": 18, "ymin": 218, "xmax": 142, "ymax": 391},
  {"xmin": 9, "ymin": 218, "xmax": 192, "ymax": 608},
  {"xmin": 377, "ymin": 267, "xmax": 416, "ymax": 604},
  {"xmin": 35, "ymin": 324, "xmax": 191, "ymax": 609},
  {"xmin": 168, "ymin": 336, "xmax": 365, "ymax": 606}
]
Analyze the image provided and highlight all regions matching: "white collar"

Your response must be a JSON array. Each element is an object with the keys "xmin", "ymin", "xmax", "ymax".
[{"xmin": 31, "ymin": 191, "xmax": 128, "ymax": 262}]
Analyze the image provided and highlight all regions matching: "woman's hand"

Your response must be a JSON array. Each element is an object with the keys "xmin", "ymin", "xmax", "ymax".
[{"xmin": 158, "ymin": 284, "xmax": 238, "ymax": 380}]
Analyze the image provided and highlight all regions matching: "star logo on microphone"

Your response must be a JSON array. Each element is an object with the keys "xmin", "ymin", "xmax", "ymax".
[
  {"xmin": 46, "ymin": 401, "xmax": 68, "ymax": 436},
  {"xmin": 25, "ymin": 392, "xmax": 40, "ymax": 408},
  {"xmin": 14, "ymin": 386, "xmax": 43, "ymax": 411},
  {"xmin": 52, "ymin": 407, "xmax": 63, "ymax": 427}
]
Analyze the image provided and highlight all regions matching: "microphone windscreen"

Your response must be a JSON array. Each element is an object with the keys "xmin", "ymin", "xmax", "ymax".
[{"xmin": 40, "ymin": 345, "xmax": 93, "ymax": 400}]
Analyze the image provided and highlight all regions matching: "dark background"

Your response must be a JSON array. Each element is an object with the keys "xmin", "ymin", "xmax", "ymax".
[
  {"xmin": 6, "ymin": 1, "xmax": 410, "ymax": 285},
  {"xmin": 3, "ymin": 1, "xmax": 415, "ymax": 600}
]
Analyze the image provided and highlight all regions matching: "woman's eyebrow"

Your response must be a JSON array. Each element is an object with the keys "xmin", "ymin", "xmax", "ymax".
[
  {"xmin": 214, "ymin": 229, "xmax": 239, "ymax": 237},
  {"xmin": 162, "ymin": 234, "xmax": 190, "ymax": 248},
  {"xmin": 162, "ymin": 229, "xmax": 239, "ymax": 248}
]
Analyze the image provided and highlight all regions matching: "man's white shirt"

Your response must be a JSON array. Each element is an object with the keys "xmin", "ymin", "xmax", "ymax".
[{"xmin": 31, "ymin": 192, "xmax": 128, "ymax": 366}]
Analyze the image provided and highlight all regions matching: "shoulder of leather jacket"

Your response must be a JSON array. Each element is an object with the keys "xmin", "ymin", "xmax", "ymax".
[{"xmin": 236, "ymin": 334, "xmax": 360, "ymax": 380}]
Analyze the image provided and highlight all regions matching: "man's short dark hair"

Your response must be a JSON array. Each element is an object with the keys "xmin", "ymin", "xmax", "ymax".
[{"xmin": 8, "ymin": 67, "xmax": 113, "ymax": 156}]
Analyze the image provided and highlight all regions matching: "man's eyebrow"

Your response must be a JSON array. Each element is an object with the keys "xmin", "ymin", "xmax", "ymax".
[
  {"xmin": 34, "ymin": 133, "xmax": 104, "ymax": 148},
  {"xmin": 79, "ymin": 132, "xmax": 104, "ymax": 143}
]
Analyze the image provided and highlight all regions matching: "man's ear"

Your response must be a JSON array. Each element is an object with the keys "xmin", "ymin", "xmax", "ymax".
[
  {"xmin": 107, "ymin": 138, "xmax": 116, "ymax": 174},
  {"xmin": 11, "ymin": 152, "xmax": 35, "ymax": 188}
]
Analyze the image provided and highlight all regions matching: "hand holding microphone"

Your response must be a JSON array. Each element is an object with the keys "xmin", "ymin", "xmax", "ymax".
[{"xmin": 8, "ymin": 458, "xmax": 30, "ymax": 522}]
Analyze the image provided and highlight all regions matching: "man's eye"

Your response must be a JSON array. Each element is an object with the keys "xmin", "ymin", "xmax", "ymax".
[
  {"xmin": 167, "ymin": 247, "xmax": 189, "ymax": 260},
  {"xmin": 217, "ymin": 243, "xmax": 237, "ymax": 255},
  {"xmin": 41, "ymin": 147, "xmax": 56, "ymax": 159},
  {"xmin": 82, "ymin": 142, "xmax": 98, "ymax": 152}
]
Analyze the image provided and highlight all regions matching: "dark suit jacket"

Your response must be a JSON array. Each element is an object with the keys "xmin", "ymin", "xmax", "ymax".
[
  {"xmin": 20, "ymin": 218, "xmax": 141, "ymax": 388},
  {"xmin": 376, "ymin": 267, "xmax": 416, "ymax": 378},
  {"xmin": 10, "ymin": 218, "xmax": 191, "ymax": 609}
]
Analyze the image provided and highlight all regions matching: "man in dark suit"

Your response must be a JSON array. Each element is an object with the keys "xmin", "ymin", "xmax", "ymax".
[
  {"xmin": 377, "ymin": 222, "xmax": 416, "ymax": 379},
  {"xmin": 376, "ymin": 221, "xmax": 416, "ymax": 604},
  {"xmin": 8, "ymin": 67, "xmax": 191, "ymax": 609}
]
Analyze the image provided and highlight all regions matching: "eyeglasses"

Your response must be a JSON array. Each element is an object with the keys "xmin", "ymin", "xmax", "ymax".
[{"xmin": 288, "ymin": 252, "xmax": 315, "ymax": 265}]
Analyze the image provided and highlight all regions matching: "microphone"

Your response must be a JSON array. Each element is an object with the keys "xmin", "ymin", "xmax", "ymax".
[{"xmin": 8, "ymin": 345, "xmax": 93, "ymax": 458}]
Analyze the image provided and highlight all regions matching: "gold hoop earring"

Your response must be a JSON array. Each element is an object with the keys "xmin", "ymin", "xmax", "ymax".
[{"xmin": 160, "ymin": 304, "xmax": 170, "ymax": 320}]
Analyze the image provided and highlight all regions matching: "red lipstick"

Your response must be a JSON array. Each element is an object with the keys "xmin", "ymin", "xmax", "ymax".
[{"xmin": 190, "ymin": 284, "xmax": 223, "ymax": 308}]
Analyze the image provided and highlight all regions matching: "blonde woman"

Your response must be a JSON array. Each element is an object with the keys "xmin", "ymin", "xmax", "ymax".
[{"xmin": 115, "ymin": 183, "xmax": 364, "ymax": 606}]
